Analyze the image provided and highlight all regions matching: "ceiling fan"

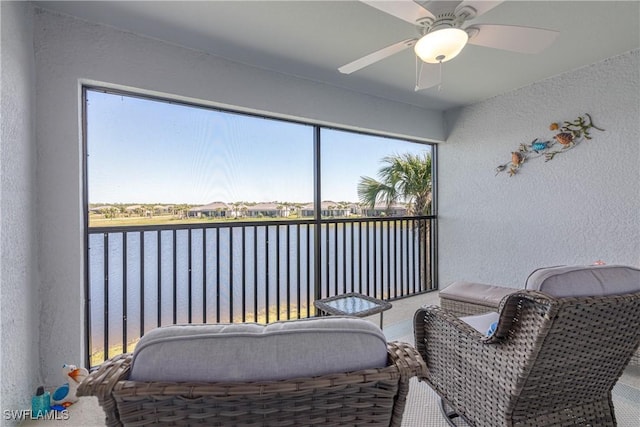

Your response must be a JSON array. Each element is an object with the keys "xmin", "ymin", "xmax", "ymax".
[{"xmin": 339, "ymin": 1, "xmax": 559, "ymax": 91}]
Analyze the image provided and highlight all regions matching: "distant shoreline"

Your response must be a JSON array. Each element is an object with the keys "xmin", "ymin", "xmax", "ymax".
[
  {"xmin": 88, "ymin": 214, "xmax": 312, "ymax": 228},
  {"xmin": 89, "ymin": 200, "xmax": 413, "ymax": 227}
]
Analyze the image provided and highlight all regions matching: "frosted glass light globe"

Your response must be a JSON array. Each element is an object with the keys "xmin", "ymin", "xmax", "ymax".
[{"xmin": 414, "ymin": 28, "xmax": 468, "ymax": 63}]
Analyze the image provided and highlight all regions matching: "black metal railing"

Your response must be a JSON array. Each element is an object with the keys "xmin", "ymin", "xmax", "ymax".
[{"xmin": 86, "ymin": 216, "xmax": 437, "ymax": 366}]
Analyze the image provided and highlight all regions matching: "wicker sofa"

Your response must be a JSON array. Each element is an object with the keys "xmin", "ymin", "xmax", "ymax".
[
  {"xmin": 78, "ymin": 317, "xmax": 427, "ymax": 426},
  {"xmin": 415, "ymin": 265, "xmax": 640, "ymax": 426}
]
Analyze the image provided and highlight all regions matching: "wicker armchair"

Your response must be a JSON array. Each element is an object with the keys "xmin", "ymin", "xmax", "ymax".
[
  {"xmin": 78, "ymin": 336, "xmax": 426, "ymax": 426},
  {"xmin": 414, "ymin": 289, "xmax": 640, "ymax": 426}
]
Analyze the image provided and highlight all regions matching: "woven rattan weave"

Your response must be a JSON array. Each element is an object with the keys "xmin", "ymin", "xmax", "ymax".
[
  {"xmin": 415, "ymin": 290, "xmax": 640, "ymax": 426},
  {"xmin": 78, "ymin": 341, "xmax": 426, "ymax": 426},
  {"xmin": 440, "ymin": 292, "xmax": 640, "ymax": 367}
]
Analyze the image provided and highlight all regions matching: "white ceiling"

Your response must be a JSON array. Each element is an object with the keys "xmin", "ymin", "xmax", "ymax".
[{"xmin": 35, "ymin": 1, "xmax": 640, "ymax": 111}]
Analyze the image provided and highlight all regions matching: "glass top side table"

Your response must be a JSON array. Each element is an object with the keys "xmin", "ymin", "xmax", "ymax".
[{"xmin": 313, "ymin": 292, "xmax": 392, "ymax": 329}]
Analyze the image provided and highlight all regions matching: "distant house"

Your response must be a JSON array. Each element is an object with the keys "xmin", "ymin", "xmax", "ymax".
[
  {"xmin": 360, "ymin": 203, "xmax": 408, "ymax": 217},
  {"xmin": 300, "ymin": 201, "xmax": 351, "ymax": 218},
  {"xmin": 246, "ymin": 202, "xmax": 290, "ymax": 218},
  {"xmin": 349, "ymin": 203, "xmax": 364, "ymax": 216},
  {"xmin": 124, "ymin": 204, "xmax": 145, "ymax": 217},
  {"xmin": 89, "ymin": 205, "xmax": 121, "ymax": 218},
  {"xmin": 299, "ymin": 203, "xmax": 314, "ymax": 217},
  {"xmin": 188, "ymin": 201, "xmax": 230, "ymax": 218},
  {"xmin": 89, "ymin": 205, "xmax": 116, "ymax": 214},
  {"xmin": 154, "ymin": 205, "xmax": 173, "ymax": 215}
]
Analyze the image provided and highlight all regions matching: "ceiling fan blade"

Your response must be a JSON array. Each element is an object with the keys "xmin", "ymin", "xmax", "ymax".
[
  {"xmin": 361, "ymin": 0, "xmax": 434, "ymax": 25},
  {"xmin": 415, "ymin": 61, "xmax": 440, "ymax": 91},
  {"xmin": 339, "ymin": 38, "xmax": 417, "ymax": 74},
  {"xmin": 466, "ymin": 24, "xmax": 559, "ymax": 54},
  {"xmin": 455, "ymin": 1, "xmax": 503, "ymax": 19}
]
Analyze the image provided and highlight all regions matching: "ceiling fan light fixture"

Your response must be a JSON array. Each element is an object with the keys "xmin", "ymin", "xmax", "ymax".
[{"xmin": 414, "ymin": 27, "xmax": 468, "ymax": 63}]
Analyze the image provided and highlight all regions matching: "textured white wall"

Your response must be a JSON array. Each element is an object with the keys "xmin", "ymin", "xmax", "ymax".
[
  {"xmin": 31, "ymin": 8, "xmax": 445, "ymax": 385},
  {"xmin": 439, "ymin": 50, "xmax": 640, "ymax": 288},
  {"xmin": 0, "ymin": 1, "xmax": 40, "ymax": 421}
]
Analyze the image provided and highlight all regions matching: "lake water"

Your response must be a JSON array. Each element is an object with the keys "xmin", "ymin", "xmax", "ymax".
[{"xmin": 88, "ymin": 220, "xmax": 427, "ymax": 358}]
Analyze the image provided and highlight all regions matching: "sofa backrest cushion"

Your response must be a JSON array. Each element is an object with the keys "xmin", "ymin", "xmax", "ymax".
[
  {"xmin": 525, "ymin": 265, "xmax": 640, "ymax": 297},
  {"xmin": 129, "ymin": 316, "xmax": 388, "ymax": 382}
]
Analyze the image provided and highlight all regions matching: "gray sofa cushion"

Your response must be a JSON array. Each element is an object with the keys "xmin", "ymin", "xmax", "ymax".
[
  {"xmin": 129, "ymin": 316, "xmax": 388, "ymax": 382},
  {"xmin": 525, "ymin": 265, "xmax": 640, "ymax": 297}
]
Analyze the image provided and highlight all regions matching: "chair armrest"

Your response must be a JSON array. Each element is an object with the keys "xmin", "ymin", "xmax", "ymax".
[
  {"xmin": 77, "ymin": 353, "xmax": 132, "ymax": 427},
  {"xmin": 414, "ymin": 292, "xmax": 557, "ymax": 411},
  {"xmin": 387, "ymin": 341, "xmax": 428, "ymax": 379},
  {"xmin": 413, "ymin": 305, "xmax": 486, "ymax": 360},
  {"xmin": 414, "ymin": 305, "xmax": 509, "ymax": 409},
  {"xmin": 414, "ymin": 291, "xmax": 556, "ymax": 361}
]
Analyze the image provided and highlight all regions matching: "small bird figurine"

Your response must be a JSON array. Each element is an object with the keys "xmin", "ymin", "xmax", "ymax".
[{"xmin": 52, "ymin": 364, "xmax": 89, "ymax": 407}]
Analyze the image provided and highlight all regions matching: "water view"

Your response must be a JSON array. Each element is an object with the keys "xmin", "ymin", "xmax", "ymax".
[
  {"xmin": 88, "ymin": 217, "xmax": 432, "ymax": 363},
  {"xmin": 85, "ymin": 89, "xmax": 435, "ymax": 365}
]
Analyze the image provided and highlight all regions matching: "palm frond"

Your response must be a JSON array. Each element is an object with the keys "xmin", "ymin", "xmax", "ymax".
[
  {"xmin": 358, "ymin": 151, "xmax": 432, "ymax": 216},
  {"xmin": 357, "ymin": 176, "xmax": 395, "ymax": 208}
]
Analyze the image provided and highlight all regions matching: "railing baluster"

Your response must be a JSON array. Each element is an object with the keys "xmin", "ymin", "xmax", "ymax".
[
  {"xmin": 380, "ymin": 221, "xmax": 385, "ymax": 299},
  {"xmin": 413, "ymin": 221, "xmax": 422, "ymax": 289},
  {"xmin": 306, "ymin": 224, "xmax": 311, "ymax": 318},
  {"xmin": 295, "ymin": 224, "xmax": 300, "ymax": 319},
  {"xmin": 350, "ymin": 222, "xmax": 354, "ymax": 294},
  {"xmin": 325, "ymin": 222, "xmax": 330, "ymax": 298},
  {"xmin": 402, "ymin": 221, "xmax": 416, "ymax": 295},
  {"xmin": 276, "ymin": 225, "xmax": 281, "ymax": 321},
  {"xmin": 386, "ymin": 221, "xmax": 391, "ymax": 299},
  {"xmin": 414, "ymin": 220, "xmax": 418, "ymax": 292},
  {"xmin": 381, "ymin": 221, "xmax": 384, "ymax": 298},
  {"xmin": 358, "ymin": 222, "xmax": 363, "ymax": 294},
  {"xmin": 424, "ymin": 219, "xmax": 428, "ymax": 292},
  {"xmin": 334, "ymin": 221, "xmax": 338, "ymax": 296},
  {"xmin": 373, "ymin": 221, "xmax": 377, "ymax": 299},
  {"xmin": 403, "ymin": 220, "xmax": 407, "ymax": 294},
  {"xmin": 139, "ymin": 231, "xmax": 144, "ymax": 338},
  {"xmin": 417, "ymin": 220, "xmax": 421, "ymax": 293},
  {"xmin": 400, "ymin": 220, "xmax": 405, "ymax": 296},
  {"xmin": 394, "ymin": 220, "xmax": 398, "ymax": 298},
  {"xmin": 336, "ymin": 223, "xmax": 347, "ymax": 294},
  {"xmin": 203, "ymin": 228, "xmax": 207, "ymax": 323},
  {"xmin": 188, "ymin": 229, "xmax": 192, "ymax": 324},
  {"xmin": 365, "ymin": 221, "xmax": 370, "ymax": 296},
  {"xmin": 265, "ymin": 225, "xmax": 270, "ymax": 323},
  {"xmin": 399, "ymin": 220, "xmax": 403, "ymax": 297},
  {"xmin": 424, "ymin": 219, "xmax": 429, "ymax": 290},
  {"xmin": 229, "ymin": 227, "xmax": 233, "ymax": 323},
  {"xmin": 157, "ymin": 230, "xmax": 162, "ymax": 327},
  {"xmin": 216, "ymin": 228, "xmax": 220, "ymax": 323},
  {"xmin": 172, "ymin": 229, "xmax": 177, "ymax": 325},
  {"xmin": 286, "ymin": 225, "xmax": 291, "ymax": 320},
  {"xmin": 122, "ymin": 231, "xmax": 128, "ymax": 354},
  {"xmin": 103, "ymin": 232, "xmax": 109, "ymax": 361},
  {"xmin": 428, "ymin": 219, "xmax": 432, "ymax": 290},
  {"xmin": 253, "ymin": 226, "xmax": 258, "ymax": 322},
  {"xmin": 242, "ymin": 226, "xmax": 246, "ymax": 323}
]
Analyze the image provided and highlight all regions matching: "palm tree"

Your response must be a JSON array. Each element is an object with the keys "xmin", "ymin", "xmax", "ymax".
[
  {"xmin": 357, "ymin": 152, "xmax": 433, "ymax": 289},
  {"xmin": 357, "ymin": 152, "xmax": 432, "ymax": 215}
]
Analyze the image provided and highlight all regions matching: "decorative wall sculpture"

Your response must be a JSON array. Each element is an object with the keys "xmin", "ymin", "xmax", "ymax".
[{"xmin": 496, "ymin": 114, "xmax": 604, "ymax": 176}]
